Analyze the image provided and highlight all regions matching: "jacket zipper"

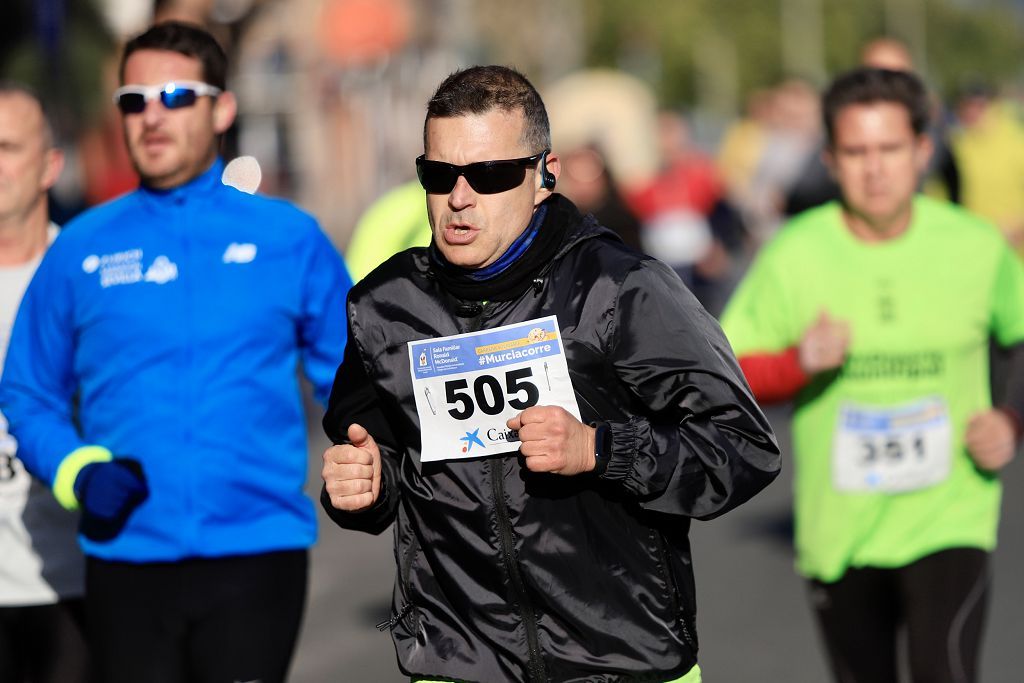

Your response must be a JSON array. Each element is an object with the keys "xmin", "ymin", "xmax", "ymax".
[
  {"xmin": 654, "ymin": 531, "xmax": 698, "ymax": 652},
  {"xmin": 468, "ymin": 301, "xmax": 547, "ymax": 681},
  {"xmin": 376, "ymin": 603, "xmax": 412, "ymax": 632},
  {"xmin": 379, "ymin": 526, "xmax": 419, "ymax": 632},
  {"xmin": 464, "ymin": 300, "xmax": 489, "ymax": 333},
  {"xmin": 491, "ymin": 462, "xmax": 547, "ymax": 682}
]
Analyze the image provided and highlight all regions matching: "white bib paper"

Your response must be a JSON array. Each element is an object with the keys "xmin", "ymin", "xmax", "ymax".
[
  {"xmin": 832, "ymin": 397, "xmax": 952, "ymax": 493},
  {"xmin": 409, "ymin": 315, "xmax": 580, "ymax": 463},
  {"xmin": 0, "ymin": 414, "xmax": 29, "ymax": 510}
]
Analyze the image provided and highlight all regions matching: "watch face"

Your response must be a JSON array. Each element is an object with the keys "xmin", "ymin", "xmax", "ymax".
[
  {"xmin": 595, "ymin": 423, "xmax": 610, "ymax": 459},
  {"xmin": 592, "ymin": 423, "xmax": 611, "ymax": 475}
]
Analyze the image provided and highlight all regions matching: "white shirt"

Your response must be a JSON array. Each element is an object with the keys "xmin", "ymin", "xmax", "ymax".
[{"xmin": 0, "ymin": 224, "xmax": 84, "ymax": 604}]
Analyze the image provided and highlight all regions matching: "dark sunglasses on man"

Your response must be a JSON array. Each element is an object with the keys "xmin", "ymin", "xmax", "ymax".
[
  {"xmin": 416, "ymin": 150, "xmax": 548, "ymax": 195},
  {"xmin": 113, "ymin": 80, "xmax": 222, "ymax": 114}
]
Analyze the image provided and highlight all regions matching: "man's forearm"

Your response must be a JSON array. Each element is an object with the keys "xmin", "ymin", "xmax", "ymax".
[{"xmin": 737, "ymin": 347, "xmax": 810, "ymax": 404}]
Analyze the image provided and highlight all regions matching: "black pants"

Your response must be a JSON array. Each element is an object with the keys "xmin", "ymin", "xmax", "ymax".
[
  {"xmin": 86, "ymin": 550, "xmax": 307, "ymax": 683},
  {"xmin": 0, "ymin": 599, "xmax": 92, "ymax": 683},
  {"xmin": 808, "ymin": 547, "xmax": 989, "ymax": 683}
]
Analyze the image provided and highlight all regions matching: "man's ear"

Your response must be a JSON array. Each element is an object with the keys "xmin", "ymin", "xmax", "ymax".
[
  {"xmin": 212, "ymin": 91, "xmax": 237, "ymax": 135},
  {"xmin": 40, "ymin": 147, "xmax": 65, "ymax": 193},
  {"xmin": 914, "ymin": 133, "xmax": 934, "ymax": 176},
  {"xmin": 821, "ymin": 145, "xmax": 837, "ymax": 181},
  {"xmin": 534, "ymin": 150, "xmax": 561, "ymax": 206}
]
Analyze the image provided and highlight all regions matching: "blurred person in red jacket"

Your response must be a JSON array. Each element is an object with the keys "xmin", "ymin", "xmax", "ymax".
[{"xmin": 630, "ymin": 111, "xmax": 747, "ymax": 314}]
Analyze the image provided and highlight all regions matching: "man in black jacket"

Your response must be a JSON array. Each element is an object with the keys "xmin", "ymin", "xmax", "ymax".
[{"xmin": 321, "ymin": 65, "xmax": 781, "ymax": 683}]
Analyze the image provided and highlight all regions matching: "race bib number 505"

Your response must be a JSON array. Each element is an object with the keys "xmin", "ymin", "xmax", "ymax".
[{"xmin": 409, "ymin": 316, "xmax": 580, "ymax": 463}]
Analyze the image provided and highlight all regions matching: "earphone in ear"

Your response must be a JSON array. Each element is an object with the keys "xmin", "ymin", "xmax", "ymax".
[{"xmin": 540, "ymin": 150, "xmax": 556, "ymax": 190}]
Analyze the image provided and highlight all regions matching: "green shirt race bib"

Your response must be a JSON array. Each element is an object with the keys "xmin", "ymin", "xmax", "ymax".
[{"xmin": 832, "ymin": 397, "xmax": 951, "ymax": 493}]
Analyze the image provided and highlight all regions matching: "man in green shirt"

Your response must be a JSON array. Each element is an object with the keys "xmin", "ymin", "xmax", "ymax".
[{"xmin": 721, "ymin": 67, "xmax": 1024, "ymax": 683}]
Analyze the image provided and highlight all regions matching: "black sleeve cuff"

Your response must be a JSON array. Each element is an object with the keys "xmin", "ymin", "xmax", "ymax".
[{"xmin": 598, "ymin": 417, "xmax": 645, "ymax": 483}]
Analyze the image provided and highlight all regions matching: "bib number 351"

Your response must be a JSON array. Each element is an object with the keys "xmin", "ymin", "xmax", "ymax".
[{"xmin": 445, "ymin": 368, "xmax": 539, "ymax": 420}]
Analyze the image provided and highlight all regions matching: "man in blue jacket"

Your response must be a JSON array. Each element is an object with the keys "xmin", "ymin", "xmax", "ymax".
[{"xmin": 0, "ymin": 22, "xmax": 351, "ymax": 683}]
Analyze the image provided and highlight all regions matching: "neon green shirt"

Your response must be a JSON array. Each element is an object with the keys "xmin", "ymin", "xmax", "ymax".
[
  {"xmin": 721, "ymin": 196, "xmax": 1024, "ymax": 581},
  {"xmin": 345, "ymin": 180, "xmax": 432, "ymax": 282}
]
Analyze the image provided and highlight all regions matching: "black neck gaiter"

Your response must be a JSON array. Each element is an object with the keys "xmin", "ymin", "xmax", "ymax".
[{"xmin": 428, "ymin": 196, "xmax": 570, "ymax": 302}]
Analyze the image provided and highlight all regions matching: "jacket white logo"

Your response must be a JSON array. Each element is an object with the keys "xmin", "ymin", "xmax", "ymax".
[
  {"xmin": 83, "ymin": 249, "xmax": 148, "ymax": 288},
  {"xmin": 223, "ymin": 242, "xmax": 257, "ymax": 264},
  {"xmin": 82, "ymin": 251, "xmax": 178, "ymax": 287},
  {"xmin": 144, "ymin": 256, "xmax": 178, "ymax": 284},
  {"xmin": 81, "ymin": 255, "xmax": 101, "ymax": 273}
]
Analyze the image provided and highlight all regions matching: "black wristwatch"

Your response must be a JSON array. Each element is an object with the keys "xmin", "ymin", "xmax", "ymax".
[{"xmin": 592, "ymin": 422, "xmax": 611, "ymax": 475}]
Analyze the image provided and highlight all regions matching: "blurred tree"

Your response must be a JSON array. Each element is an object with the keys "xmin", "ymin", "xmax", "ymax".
[
  {"xmin": 471, "ymin": 0, "xmax": 587, "ymax": 86},
  {"xmin": 0, "ymin": 0, "xmax": 115, "ymax": 141},
  {"xmin": 582, "ymin": 0, "xmax": 1023, "ymax": 111},
  {"xmin": 927, "ymin": 0, "xmax": 1024, "ymax": 95}
]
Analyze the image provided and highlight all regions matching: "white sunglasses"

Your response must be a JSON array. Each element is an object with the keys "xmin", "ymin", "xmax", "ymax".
[{"xmin": 112, "ymin": 80, "xmax": 222, "ymax": 114}]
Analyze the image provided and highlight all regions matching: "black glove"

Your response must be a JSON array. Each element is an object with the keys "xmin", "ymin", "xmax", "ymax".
[{"xmin": 73, "ymin": 459, "xmax": 149, "ymax": 542}]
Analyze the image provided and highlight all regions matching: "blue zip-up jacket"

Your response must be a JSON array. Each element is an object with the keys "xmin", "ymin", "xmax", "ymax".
[{"xmin": 0, "ymin": 159, "xmax": 352, "ymax": 562}]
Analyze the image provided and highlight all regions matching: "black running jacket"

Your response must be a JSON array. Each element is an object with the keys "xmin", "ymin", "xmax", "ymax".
[{"xmin": 322, "ymin": 195, "xmax": 780, "ymax": 682}]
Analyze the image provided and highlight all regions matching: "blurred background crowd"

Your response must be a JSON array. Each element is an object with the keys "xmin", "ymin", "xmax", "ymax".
[
  {"xmin": 4, "ymin": 0, "xmax": 1024, "ymax": 317},
  {"xmin": 5, "ymin": 2, "xmax": 1024, "ymax": 680}
]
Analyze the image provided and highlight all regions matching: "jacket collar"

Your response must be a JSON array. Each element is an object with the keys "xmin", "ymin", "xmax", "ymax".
[
  {"xmin": 426, "ymin": 194, "xmax": 620, "ymax": 302},
  {"xmin": 137, "ymin": 157, "xmax": 225, "ymax": 207}
]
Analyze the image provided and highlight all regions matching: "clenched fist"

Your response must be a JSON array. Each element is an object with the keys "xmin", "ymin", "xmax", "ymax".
[
  {"xmin": 798, "ymin": 310, "xmax": 851, "ymax": 375},
  {"xmin": 507, "ymin": 405, "xmax": 596, "ymax": 476},
  {"xmin": 965, "ymin": 409, "xmax": 1017, "ymax": 472},
  {"xmin": 322, "ymin": 423, "xmax": 381, "ymax": 511}
]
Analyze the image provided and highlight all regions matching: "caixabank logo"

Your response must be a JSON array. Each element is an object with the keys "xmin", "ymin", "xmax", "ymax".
[
  {"xmin": 487, "ymin": 427, "xmax": 520, "ymax": 444},
  {"xmin": 459, "ymin": 429, "xmax": 485, "ymax": 453},
  {"xmin": 458, "ymin": 426, "xmax": 523, "ymax": 454}
]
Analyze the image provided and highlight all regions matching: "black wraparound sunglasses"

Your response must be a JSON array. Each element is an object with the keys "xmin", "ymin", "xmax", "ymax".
[{"xmin": 415, "ymin": 150, "xmax": 547, "ymax": 194}]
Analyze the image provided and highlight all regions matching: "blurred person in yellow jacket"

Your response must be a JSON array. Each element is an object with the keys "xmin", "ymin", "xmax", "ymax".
[
  {"xmin": 953, "ymin": 83, "xmax": 1024, "ymax": 255},
  {"xmin": 344, "ymin": 180, "xmax": 431, "ymax": 282}
]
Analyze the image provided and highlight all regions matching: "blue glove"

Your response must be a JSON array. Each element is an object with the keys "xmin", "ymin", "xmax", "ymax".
[{"xmin": 73, "ymin": 459, "xmax": 149, "ymax": 542}]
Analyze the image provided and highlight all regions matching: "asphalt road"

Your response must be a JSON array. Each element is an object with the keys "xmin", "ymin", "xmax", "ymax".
[{"xmin": 290, "ymin": 405, "xmax": 1024, "ymax": 682}]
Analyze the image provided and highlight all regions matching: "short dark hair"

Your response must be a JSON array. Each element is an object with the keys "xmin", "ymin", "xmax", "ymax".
[
  {"xmin": 823, "ymin": 67, "xmax": 930, "ymax": 146},
  {"xmin": 424, "ymin": 66, "xmax": 550, "ymax": 153},
  {"xmin": 0, "ymin": 81, "xmax": 55, "ymax": 148},
  {"xmin": 120, "ymin": 21, "xmax": 228, "ymax": 90}
]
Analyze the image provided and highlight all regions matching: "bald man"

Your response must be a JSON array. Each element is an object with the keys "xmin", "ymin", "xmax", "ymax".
[
  {"xmin": 860, "ymin": 37, "xmax": 914, "ymax": 72},
  {"xmin": 0, "ymin": 83, "xmax": 92, "ymax": 682},
  {"xmin": 860, "ymin": 36, "xmax": 961, "ymax": 204}
]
